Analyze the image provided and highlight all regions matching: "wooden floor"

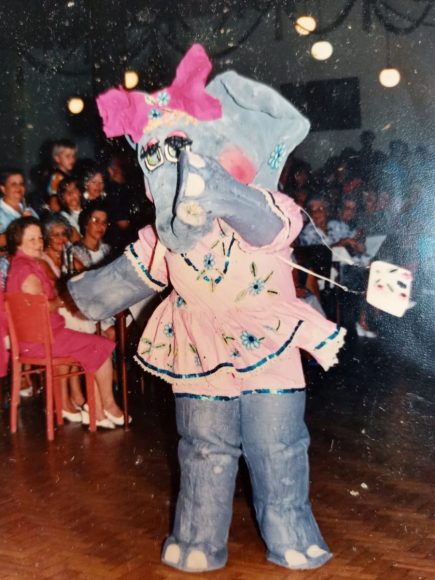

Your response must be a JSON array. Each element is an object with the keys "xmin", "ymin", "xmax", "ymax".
[{"xmin": 0, "ymin": 339, "xmax": 434, "ymax": 579}]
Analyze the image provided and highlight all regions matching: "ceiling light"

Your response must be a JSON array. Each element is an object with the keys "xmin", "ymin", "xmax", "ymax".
[
  {"xmin": 311, "ymin": 41, "xmax": 333, "ymax": 61},
  {"xmin": 124, "ymin": 70, "xmax": 139, "ymax": 89},
  {"xmin": 67, "ymin": 97, "xmax": 85, "ymax": 114},
  {"xmin": 295, "ymin": 16, "xmax": 317, "ymax": 36},
  {"xmin": 379, "ymin": 67, "xmax": 401, "ymax": 87}
]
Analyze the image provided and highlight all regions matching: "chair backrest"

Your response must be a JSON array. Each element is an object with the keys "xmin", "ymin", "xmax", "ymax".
[{"xmin": 5, "ymin": 293, "xmax": 53, "ymax": 359}]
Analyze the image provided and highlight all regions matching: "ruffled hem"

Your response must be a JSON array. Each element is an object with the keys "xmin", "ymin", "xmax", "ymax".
[
  {"xmin": 134, "ymin": 320, "xmax": 347, "ymax": 384},
  {"xmin": 134, "ymin": 321, "xmax": 302, "ymax": 384},
  {"xmin": 313, "ymin": 326, "xmax": 347, "ymax": 371}
]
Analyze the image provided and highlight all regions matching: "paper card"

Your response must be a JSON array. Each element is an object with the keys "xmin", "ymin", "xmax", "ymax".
[{"xmin": 366, "ymin": 260, "xmax": 413, "ymax": 317}]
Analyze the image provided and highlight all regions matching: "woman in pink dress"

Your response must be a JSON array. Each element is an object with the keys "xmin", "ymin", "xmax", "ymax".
[{"xmin": 6, "ymin": 216, "xmax": 124, "ymax": 428}]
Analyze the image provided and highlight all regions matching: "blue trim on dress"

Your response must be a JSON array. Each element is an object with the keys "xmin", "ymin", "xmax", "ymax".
[
  {"xmin": 314, "ymin": 325, "xmax": 340, "ymax": 350},
  {"xmin": 135, "ymin": 320, "xmax": 303, "ymax": 380},
  {"xmin": 175, "ymin": 393, "xmax": 239, "ymax": 401},
  {"xmin": 242, "ymin": 388, "xmax": 304, "ymax": 395},
  {"xmin": 174, "ymin": 388, "xmax": 305, "ymax": 401},
  {"xmin": 128, "ymin": 243, "xmax": 166, "ymax": 288}
]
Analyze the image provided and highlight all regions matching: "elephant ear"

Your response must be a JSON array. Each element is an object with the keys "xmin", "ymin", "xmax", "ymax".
[{"xmin": 207, "ymin": 71, "xmax": 310, "ymax": 191}]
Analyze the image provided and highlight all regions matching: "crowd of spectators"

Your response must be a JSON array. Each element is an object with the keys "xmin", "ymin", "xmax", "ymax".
[
  {"xmin": 0, "ymin": 138, "xmax": 153, "ymax": 427},
  {"xmin": 279, "ymin": 131, "xmax": 435, "ymax": 339}
]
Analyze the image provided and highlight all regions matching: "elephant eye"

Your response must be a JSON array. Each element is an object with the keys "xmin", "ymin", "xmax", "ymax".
[
  {"xmin": 164, "ymin": 135, "xmax": 192, "ymax": 163},
  {"xmin": 140, "ymin": 142, "xmax": 164, "ymax": 172}
]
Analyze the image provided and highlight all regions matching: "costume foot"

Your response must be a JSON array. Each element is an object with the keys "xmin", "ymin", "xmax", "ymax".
[
  {"xmin": 162, "ymin": 537, "xmax": 227, "ymax": 572},
  {"xmin": 268, "ymin": 544, "xmax": 332, "ymax": 570}
]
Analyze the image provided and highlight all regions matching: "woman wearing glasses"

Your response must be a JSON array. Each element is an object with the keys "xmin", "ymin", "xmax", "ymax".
[{"xmin": 72, "ymin": 201, "xmax": 115, "ymax": 341}]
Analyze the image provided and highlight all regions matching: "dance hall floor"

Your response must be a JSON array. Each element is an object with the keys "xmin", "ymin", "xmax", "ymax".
[{"xmin": 0, "ymin": 338, "xmax": 434, "ymax": 579}]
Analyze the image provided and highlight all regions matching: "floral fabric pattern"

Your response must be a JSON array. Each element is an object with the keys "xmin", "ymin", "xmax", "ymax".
[{"xmin": 134, "ymin": 193, "xmax": 345, "ymax": 393}]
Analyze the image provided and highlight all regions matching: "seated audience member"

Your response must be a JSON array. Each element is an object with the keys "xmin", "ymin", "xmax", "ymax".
[
  {"xmin": 40, "ymin": 214, "xmax": 99, "ymax": 410},
  {"xmin": 47, "ymin": 139, "xmax": 77, "ymax": 212},
  {"xmin": 0, "ymin": 168, "xmax": 39, "ymax": 252},
  {"xmin": 73, "ymin": 202, "xmax": 115, "ymax": 340},
  {"xmin": 6, "ymin": 216, "xmax": 125, "ymax": 427},
  {"xmin": 57, "ymin": 177, "xmax": 82, "ymax": 243},
  {"xmin": 80, "ymin": 165, "xmax": 107, "ymax": 204},
  {"xmin": 328, "ymin": 199, "xmax": 379, "ymax": 339},
  {"xmin": 327, "ymin": 197, "xmax": 365, "ymax": 258},
  {"xmin": 298, "ymin": 196, "xmax": 335, "ymax": 246},
  {"xmin": 40, "ymin": 215, "xmax": 95, "ymax": 330},
  {"xmin": 73, "ymin": 201, "xmax": 111, "ymax": 270},
  {"xmin": 357, "ymin": 187, "xmax": 391, "ymax": 236}
]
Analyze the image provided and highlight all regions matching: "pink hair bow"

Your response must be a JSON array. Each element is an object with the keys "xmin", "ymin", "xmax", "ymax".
[{"xmin": 96, "ymin": 44, "xmax": 222, "ymax": 143}]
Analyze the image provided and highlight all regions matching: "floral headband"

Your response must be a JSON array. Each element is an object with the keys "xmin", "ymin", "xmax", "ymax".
[{"xmin": 96, "ymin": 44, "xmax": 223, "ymax": 143}]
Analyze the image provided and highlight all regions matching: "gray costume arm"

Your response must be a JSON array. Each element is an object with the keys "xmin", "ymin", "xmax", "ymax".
[
  {"xmin": 175, "ymin": 151, "xmax": 284, "ymax": 247},
  {"xmin": 67, "ymin": 253, "xmax": 157, "ymax": 320}
]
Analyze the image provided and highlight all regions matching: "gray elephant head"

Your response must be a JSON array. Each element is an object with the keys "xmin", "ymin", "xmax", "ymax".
[{"xmin": 97, "ymin": 44, "xmax": 309, "ymax": 253}]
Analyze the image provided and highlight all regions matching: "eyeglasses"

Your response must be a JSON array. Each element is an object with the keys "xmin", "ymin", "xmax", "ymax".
[{"xmin": 89, "ymin": 217, "xmax": 109, "ymax": 226}]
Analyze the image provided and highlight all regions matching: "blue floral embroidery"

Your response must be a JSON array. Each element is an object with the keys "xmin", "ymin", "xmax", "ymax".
[
  {"xmin": 163, "ymin": 323, "xmax": 174, "ymax": 337},
  {"xmin": 182, "ymin": 235, "xmax": 235, "ymax": 288},
  {"xmin": 149, "ymin": 108, "xmax": 162, "ymax": 119},
  {"xmin": 175, "ymin": 295, "xmax": 186, "ymax": 308},
  {"xmin": 240, "ymin": 331, "xmax": 263, "ymax": 350},
  {"xmin": 268, "ymin": 144, "xmax": 286, "ymax": 170},
  {"xmin": 203, "ymin": 253, "xmax": 215, "ymax": 270},
  {"xmin": 231, "ymin": 348, "xmax": 241, "ymax": 358},
  {"xmin": 249, "ymin": 279, "xmax": 265, "ymax": 295},
  {"xmin": 157, "ymin": 91, "xmax": 170, "ymax": 106}
]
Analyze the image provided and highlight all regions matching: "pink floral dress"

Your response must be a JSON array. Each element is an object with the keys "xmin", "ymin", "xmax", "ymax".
[{"xmin": 127, "ymin": 193, "xmax": 346, "ymax": 397}]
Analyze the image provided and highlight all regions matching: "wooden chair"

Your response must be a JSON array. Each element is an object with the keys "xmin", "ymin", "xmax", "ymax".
[{"xmin": 5, "ymin": 292, "xmax": 96, "ymax": 441}]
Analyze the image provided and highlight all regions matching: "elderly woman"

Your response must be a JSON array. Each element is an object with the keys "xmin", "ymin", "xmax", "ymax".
[
  {"xmin": 298, "ymin": 196, "xmax": 335, "ymax": 247},
  {"xmin": 6, "ymin": 216, "xmax": 125, "ymax": 428},
  {"xmin": 40, "ymin": 214, "xmax": 96, "ymax": 333}
]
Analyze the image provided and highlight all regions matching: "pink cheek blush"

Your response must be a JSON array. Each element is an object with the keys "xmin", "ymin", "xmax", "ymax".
[{"xmin": 218, "ymin": 147, "xmax": 257, "ymax": 184}]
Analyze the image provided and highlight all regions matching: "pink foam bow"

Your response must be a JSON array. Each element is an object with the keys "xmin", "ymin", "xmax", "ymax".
[{"xmin": 96, "ymin": 44, "xmax": 222, "ymax": 142}]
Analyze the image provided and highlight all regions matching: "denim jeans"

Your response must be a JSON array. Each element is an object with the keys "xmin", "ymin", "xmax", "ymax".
[{"xmin": 162, "ymin": 390, "xmax": 331, "ymax": 572}]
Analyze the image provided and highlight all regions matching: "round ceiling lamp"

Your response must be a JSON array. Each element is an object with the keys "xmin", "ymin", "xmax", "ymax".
[
  {"xmin": 295, "ymin": 15, "xmax": 317, "ymax": 36},
  {"xmin": 311, "ymin": 41, "xmax": 333, "ymax": 61},
  {"xmin": 67, "ymin": 97, "xmax": 85, "ymax": 114},
  {"xmin": 379, "ymin": 67, "xmax": 401, "ymax": 87},
  {"xmin": 124, "ymin": 70, "xmax": 139, "ymax": 89}
]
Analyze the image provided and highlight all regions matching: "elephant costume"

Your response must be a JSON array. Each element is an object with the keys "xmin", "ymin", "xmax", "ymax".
[{"xmin": 68, "ymin": 44, "xmax": 346, "ymax": 572}]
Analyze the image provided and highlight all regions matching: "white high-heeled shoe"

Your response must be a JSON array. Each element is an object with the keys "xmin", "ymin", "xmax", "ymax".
[
  {"xmin": 104, "ymin": 409, "xmax": 132, "ymax": 426},
  {"xmin": 62, "ymin": 409, "xmax": 83, "ymax": 423},
  {"xmin": 95, "ymin": 418, "xmax": 116, "ymax": 430}
]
